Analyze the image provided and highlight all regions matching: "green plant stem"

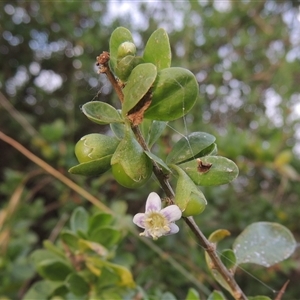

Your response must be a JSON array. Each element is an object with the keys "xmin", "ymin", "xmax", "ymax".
[{"xmin": 99, "ymin": 55, "xmax": 248, "ymax": 300}]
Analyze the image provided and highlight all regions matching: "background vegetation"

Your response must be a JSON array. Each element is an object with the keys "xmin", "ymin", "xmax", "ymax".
[{"xmin": 0, "ymin": 0, "xmax": 299, "ymax": 299}]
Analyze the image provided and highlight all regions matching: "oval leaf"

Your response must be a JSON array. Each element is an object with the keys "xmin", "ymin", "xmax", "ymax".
[
  {"xmin": 179, "ymin": 156, "xmax": 239, "ymax": 186},
  {"xmin": 70, "ymin": 207, "xmax": 89, "ymax": 234},
  {"xmin": 166, "ymin": 132, "xmax": 216, "ymax": 164},
  {"xmin": 109, "ymin": 27, "xmax": 134, "ymax": 71},
  {"xmin": 233, "ymin": 222, "xmax": 296, "ymax": 267},
  {"xmin": 66, "ymin": 273, "xmax": 89, "ymax": 296},
  {"xmin": 143, "ymin": 28, "xmax": 171, "ymax": 71},
  {"xmin": 69, "ymin": 155, "xmax": 112, "ymax": 176},
  {"xmin": 82, "ymin": 101, "xmax": 123, "ymax": 124},
  {"xmin": 89, "ymin": 227, "xmax": 122, "ymax": 248},
  {"xmin": 144, "ymin": 67, "xmax": 199, "ymax": 121},
  {"xmin": 88, "ymin": 212, "xmax": 113, "ymax": 235},
  {"xmin": 37, "ymin": 259, "xmax": 72, "ymax": 281},
  {"xmin": 122, "ymin": 63, "xmax": 157, "ymax": 116}
]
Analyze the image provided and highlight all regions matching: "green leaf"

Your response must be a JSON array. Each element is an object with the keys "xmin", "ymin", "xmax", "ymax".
[
  {"xmin": 110, "ymin": 122, "xmax": 125, "ymax": 140},
  {"xmin": 23, "ymin": 280, "xmax": 63, "ymax": 300},
  {"xmin": 109, "ymin": 27, "xmax": 134, "ymax": 71},
  {"xmin": 148, "ymin": 120, "xmax": 168, "ymax": 148},
  {"xmin": 65, "ymin": 273, "xmax": 89, "ymax": 296},
  {"xmin": 69, "ymin": 155, "xmax": 112, "ymax": 176},
  {"xmin": 166, "ymin": 132, "xmax": 216, "ymax": 164},
  {"xmin": 122, "ymin": 63, "xmax": 157, "ymax": 116},
  {"xmin": 88, "ymin": 212, "xmax": 113, "ymax": 236},
  {"xmin": 207, "ymin": 290, "xmax": 227, "ymax": 300},
  {"xmin": 145, "ymin": 151, "xmax": 171, "ymax": 174},
  {"xmin": 144, "ymin": 67, "xmax": 199, "ymax": 121},
  {"xmin": 70, "ymin": 207, "xmax": 89, "ymax": 234},
  {"xmin": 220, "ymin": 249, "xmax": 237, "ymax": 270},
  {"xmin": 40, "ymin": 119, "xmax": 65, "ymax": 142},
  {"xmin": 111, "ymin": 126, "xmax": 152, "ymax": 183},
  {"xmin": 60, "ymin": 230, "xmax": 79, "ymax": 249},
  {"xmin": 185, "ymin": 288, "xmax": 200, "ymax": 300},
  {"xmin": 233, "ymin": 222, "xmax": 297, "ymax": 267},
  {"xmin": 37, "ymin": 259, "xmax": 72, "ymax": 281},
  {"xmin": 179, "ymin": 156, "xmax": 239, "ymax": 186},
  {"xmin": 115, "ymin": 55, "xmax": 144, "ymax": 82},
  {"xmin": 81, "ymin": 101, "xmax": 123, "ymax": 124},
  {"xmin": 89, "ymin": 226, "xmax": 122, "ymax": 248},
  {"xmin": 143, "ymin": 28, "xmax": 171, "ymax": 71},
  {"xmin": 172, "ymin": 164, "xmax": 207, "ymax": 214},
  {"xmin": 199, "ymin": 142, "xmax": 218, "ymax": 157}
]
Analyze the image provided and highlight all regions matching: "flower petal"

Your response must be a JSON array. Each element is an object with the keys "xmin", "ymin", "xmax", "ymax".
[
  {"xmin": 133, "ymin": 213, "xmax": 146, "ymax": 228},
  {"xmin": 145, "ymin": 192, "xmax": 161, "ymax": 212},
  {"xmin": 166, "ymin": 223, "xmax": 180, "ymax": 235},
  {"xmin": 160, "ymin": 205, "xmax": 182, "ymax": 222}
]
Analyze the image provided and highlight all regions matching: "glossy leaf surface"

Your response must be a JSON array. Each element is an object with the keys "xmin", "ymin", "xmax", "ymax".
[
  {"xmin": 179, "ymin": 156, "xmax": 239, "ymax": 186},
  {"xmin": 82, "ymin": 101, "xmax": 123, "ymax": 125},
  {"xmin": 143, "ymin": 28, "xmax": 171, "ymax": 71},
  {"xmin": 144, "ymin": 67, "xmax": 199, "ymax": 121},
  {"xmin": 233, "ymin": 222, "xmax": 296, "ymax": 267},
  {"xmin": 122, "ymin": 63, "xmax": 157, "ymax": 116},
  {"xmin": 166, "ymin": 132, "xmax": 216, "ymax": 164}
]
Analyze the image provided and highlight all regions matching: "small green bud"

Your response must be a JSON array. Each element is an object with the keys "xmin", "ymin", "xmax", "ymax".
[{"xmin": 117, "ymin": 41, "xmax": 136, "ymax": 59}]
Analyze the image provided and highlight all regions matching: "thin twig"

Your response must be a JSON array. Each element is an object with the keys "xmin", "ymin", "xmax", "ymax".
[
  {"xmin": 0, "ymin": 131, "xmax": 111, "ymax": 213},
  {"xmin": 99, "ymin": 55, "xmax": 248, "ymax": 300}
]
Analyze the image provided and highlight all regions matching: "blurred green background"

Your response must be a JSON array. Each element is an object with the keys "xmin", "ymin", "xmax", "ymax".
[{"xmin": 0, "ymin": 1, "xmax": 299, "ymax": 299}]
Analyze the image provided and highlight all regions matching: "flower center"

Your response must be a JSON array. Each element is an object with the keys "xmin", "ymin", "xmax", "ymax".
[{"xmin": 143, "ymin": 212, "xmax": 171, "ymax": 240}]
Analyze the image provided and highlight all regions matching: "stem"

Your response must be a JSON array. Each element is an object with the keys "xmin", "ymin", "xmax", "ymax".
[{"xmin": 99, "ymin": 55, "xmax": 248, "ymax": 300}]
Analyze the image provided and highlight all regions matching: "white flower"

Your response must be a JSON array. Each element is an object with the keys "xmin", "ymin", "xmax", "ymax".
[{"xmin": 133, "ymin": 192, "xmax": 182, "ymax": 240}]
